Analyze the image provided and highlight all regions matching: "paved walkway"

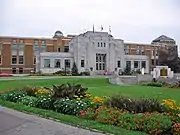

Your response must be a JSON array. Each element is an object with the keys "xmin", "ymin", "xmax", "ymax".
[{"xmin": 0, "ymin": 106, "xmax": 105, "ymax": 135}]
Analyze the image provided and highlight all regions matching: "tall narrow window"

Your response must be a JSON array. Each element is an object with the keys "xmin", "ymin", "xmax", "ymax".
[
  {"xmin": 64, "ymin": 59, "xmax": 70, "ymax": 68},
  {"xmin": 44, "ymin": 59, "xmax": 50, "ymax": 68},
  {"xmin": 19, "ymin": 55, "xmax": 24, "ymax": 64},
  {"xmin": 19, "ymin": 68, "xmax": 23, "ymax": 74},
  {"xmin": 34, "ymin": 40, "xmax": 39, "ymax": 55},
  {"xmin": 41, "ymin": 40, "xmax": 46, "ymax": 52},
  {"xmin": 34, "ymin": 56, "xmax": 36, "ymax": 65},
  {"xmin": 141, "ymin": 61, "xmax": 146, "ymax": 68},
  {"xmin": 58, "ymin": 47, "xmax": 61, "ymax": 52},
  {"xmin": 54, "ymin": 59, "xmax": 61, "ymax": 68},
  {"xmin": 12, "ymin": 55, "xmax": 17, "ymax": 64},
  {"xmin": 117, "ymin": 60, "xmax": 121, "ymax": 68},
  {"xmin": 81, "ymin": 60, "xmax": 85, "ymax": 67},
  {"xmin": 134, "ymin": 61, "xmax": 138, "ymax": 68},
  {"xmin": 126, "ymin": 61, "xmax": 131, "ymax": 68}
]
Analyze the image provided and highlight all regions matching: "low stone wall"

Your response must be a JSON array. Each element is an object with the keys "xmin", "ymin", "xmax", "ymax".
[{"xmin": 109, "ymin": 74, "xmax": 153, "ymax": 85}]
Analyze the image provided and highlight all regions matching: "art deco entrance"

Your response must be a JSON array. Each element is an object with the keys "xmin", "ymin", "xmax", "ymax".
[{"xmin": 96, "ymin": 54, "xmax": 106, "ymax": 70}]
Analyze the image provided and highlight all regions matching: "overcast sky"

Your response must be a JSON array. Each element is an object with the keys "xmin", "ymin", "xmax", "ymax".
[{"xmin": 1, "ymin": 0, "xmax": 180, "ymax": 46}]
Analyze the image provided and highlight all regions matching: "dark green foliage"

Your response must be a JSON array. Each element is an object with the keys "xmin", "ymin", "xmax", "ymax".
[
  {"xmin": 36, "ymin": 95, "xmax": 53, "ymax": 110},
  {"xmin": 72, "ymin": 62, "xmax": 78, "ymax": 75},
  {"xmin": 0, "ymin": 90, "xmax": 27, "ymax": 102},
  {"xmin": 123, "ymin": 65, "xmax": 131, "ymax": 75},
  {"xmin": 142, "ymin": 81, "xmax": 169, "ymax": 87},
  {"xmin": 45, "ymin": 83, "xmax": 88, "ymax": 100},
  {"xmin": 104, "ymin": 94, "xmax": 166, "ymax": 113},
  {"xmin": 17, "ymin": 96, "xmax": 38, "ymax": 107},
  {"xmin": 53, "ymin": 98, "xmax": 89, "ymax": 115}
]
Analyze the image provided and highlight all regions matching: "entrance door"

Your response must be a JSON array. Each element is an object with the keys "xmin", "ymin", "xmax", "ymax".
[{"xmin": 96, "ymin": 54, "xmax": 106, "ymax": 71}]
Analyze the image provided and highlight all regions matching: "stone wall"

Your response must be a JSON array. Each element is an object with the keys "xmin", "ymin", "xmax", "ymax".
[{"xmin": 109, "ymin": 74, "xmax": 153, "ymax": 85}]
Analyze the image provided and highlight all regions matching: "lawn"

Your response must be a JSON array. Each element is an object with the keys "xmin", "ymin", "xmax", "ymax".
[{"xmin": 0, "ymin": 78, "xmax": 180, "ymax": 102}]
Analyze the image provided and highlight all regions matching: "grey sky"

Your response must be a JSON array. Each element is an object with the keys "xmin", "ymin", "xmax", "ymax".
[{"xmin": 1, "ymin": 0, "xmax": 180, "ymax": 46}]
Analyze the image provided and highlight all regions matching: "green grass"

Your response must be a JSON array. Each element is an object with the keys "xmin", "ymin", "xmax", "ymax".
[
  {"xmin": 0, "ymin": 100, "xmax": 147, "ymax": 135},
  {"xmin": 0, "ymin": 78, "xmax": 180, "ymax": 101}
]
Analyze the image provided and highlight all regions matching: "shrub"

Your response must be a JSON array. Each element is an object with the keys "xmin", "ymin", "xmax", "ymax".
[
  {"xmin": 142, "ymin": 82, "xmax": 164, "ymax": 87},
  {"xmin": 20, "ymin": 86, "xmax": 38, "ymax": 96},
  {"xmin": 96, "ymin": 106, "xmax": 127, "ymax": 125},
  {"xmin": 118, "ymin": 113, "xmax": 172, "ymax": 135},
  {"xmin": 104, "ymin": 94, "xmax": 166, "ymax": 113},
  {"xmin": 79, "ymin": 108, "xmax": 97, "ymax": 120},
  {"xmin": 45, "ymin": 83, "xmax": 88, "ymax": 100},
  {"xmin": 35, "ymin": 87, "xmax": 53, "ymax": 96},
  {"xmin": 172, "ymin": 123, "xmax": 180, "ymax": 135},
  {"xmin": 0, "ymin": 90, "xmax": 27, "ymax": 102},
  {"xmin": 36, "ymin": 95, "xmax": 53, "ymax": 110},
  {"xmin": 53, "ymin": 98, "xmax": 89, "ymax": 115},
  {"xmin": 17, "ymin": 96, "xmax": 38, "ymax": 107}
]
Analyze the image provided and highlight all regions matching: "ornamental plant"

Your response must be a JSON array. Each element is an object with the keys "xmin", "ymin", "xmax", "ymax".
[
  {"xmin": 53, "ymin": 98, "xmax": 89, "ymax": 115},
  {"xmin": 172, "ymin": 123, "xmax": 180, "ymax": 135},
  {"xmin": 117, "ymin": 112, "xmax": 172, "ymax": 135},
  {"xmin": 35, "ymin": 87, "xmax": 52, "ymax": 96},
  {"xmin": 36, "ymin": 95, "xmax": 53, "ymax": 110},
  {"xmin": 17, "ymin": 96, "xmax": 38, "ymax": 107}
]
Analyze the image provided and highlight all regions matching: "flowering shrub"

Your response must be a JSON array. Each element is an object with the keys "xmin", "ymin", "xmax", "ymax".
[
  {"xmin": 36, "ymin": 95, "xmax": 53, "ymax": 110},
  {"xmin": 118, "ymin": 113, "xmax": 172, "ymax": 135},
  {"xmin": 79, "ymin": 108, "xmax": 96, "ymax": 120},
  {"xmin": 162, "ymin": 99, "xmax": 180, "ymax": 110},
  {"xmin": 96, "ymin": 106, "xmax": 127, "ymax": 125},
  {"xmin": 17, "ymin": 96, "xmax": 38, "ymax": 107},
  {"xmin": 172, "ymin": 123, "xmax": 180, "ymax": 135},
  {"xmin": 0, "ymin": 90, "xmax": 27, "ymax": 103},
  {"xmin": 35, "ymin": 87, "xmax": 52, "ymax": 96},
  {"xmin": 53, "ymin": 98, "xmax": 89, "ymax": 115}
]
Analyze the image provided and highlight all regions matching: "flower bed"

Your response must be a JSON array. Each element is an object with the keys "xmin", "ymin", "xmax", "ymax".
[{"xmin": 0, "ymin": 83, "xmax": 180, "ymax": 135}]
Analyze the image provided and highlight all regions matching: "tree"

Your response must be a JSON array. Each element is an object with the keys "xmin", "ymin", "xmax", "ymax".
[
  {"xmin": 158, "ymin": 46, "xmax": 180, "ymax": 73},
  {"xmin": 123, "ymin": 65, "xmax": 131, "ymax": 75},
  {"xmin": 72, "ymin": 62, "xmax": 78, "ymax": 75}
]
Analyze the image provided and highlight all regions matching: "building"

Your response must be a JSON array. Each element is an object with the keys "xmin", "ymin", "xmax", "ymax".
[
  {"xmin": 0, "ymin": 31, "xmax": 72, "ymax": 74},
  {"xmin": 0, "ymin": 30, "xmax": 177, "ymax": 74},
  {"xmin": 37, "ymin": 31, "xmax": 150, "ymax": 74}
]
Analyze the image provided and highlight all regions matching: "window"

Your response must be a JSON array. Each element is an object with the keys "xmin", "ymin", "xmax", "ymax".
[
  {"xmin": 151, "ymin": 59, "xmax": 154, "ymax": 65},
  {"xmin": 64, "ymin": 59, "xmax": 70, "ymax": 68},
  {"xmin": 19, "ymin": 68, "xmax": 23, "ymax": 74},
  {"xmin": 54, "ymin": 59, "xmax": 61, "ymax": 68},
  {"xmin": 19, "ymin": 55, "xmax": 24, "ymax": 64},
  {"xmin": 34, "ymin": 44, "xmax": 39, "ymax": 55},
  {"xmin": 44, "ymin": 59, "xmax": 50, "ymax": 68},
  {"xmin": 117, "ymin": 60, "xmax": 121, "ymax": 68},
  {"xmin": 151, "ymin": 50, "xmax": 154, "ymax": 56},
  {"xmin": 64, "ymin": 46, "xmax": 69, "ymax": 52},
  {"xmin": 41, "ymin": 40, "xmax": 46, "ymax": 44},
  {"xmin": 19, "ymin": 44, "xmax": 24, "ymax": 52},
  {"xmin": 126, "ymin": 61, "xmax": 131, "ymax": 68},
  {"xmin": 58, "ymin": 47, "xmax": 61, "ymax": 52},
  {"xmin": 34, "ymin": 40, "xmax": 38, "ymax": 45},
  {"xmin": 11, "ymin": 44, "xmax": 18, "ymax": 51},
  {"xmin": 155, "ymin": 48, "xmax": 158, "ymax": 56},
  {"xmin": 41, "ymin": 45, "xmax": 46, "ymax": 52},
  {"xmin": 136, "ymin": 46, "xmax": 140, "ymax": 55},
  {"xmin": 0, "ymin": 55, "xmax": 1, "ymax": 64},
  {"xmin": 98, "ymin": 42, "xmax": 100, "ymax": 47},
  {"xmin": 12, "ymin": 55, "xmax": 17, "ymax": 64},
  {"xmin": 81, "ymin": 60, "xmax": 85, "ymax": 67},
  {"xmin": 34, "ymin": 56, "xmax": 36, "ymax": 65},
  {"xmin": 12, "ymin": 68, "xmax": 16, "ymax": 74},
  {"xmin": 104, "ymin": 43, "xmax": 106, "ymax": 47},
  {"xmin": 96, "ymin": 54, "xmax": 106, "ymax": 70},
  {"xmin": 141, "ymin": 61, "xmax": 146, "ymax": 68},
  {"xmin": 156, "ymin": 59, "xmax": 158, "ymax": 65},
  {"xmin": 134, "ymin": 61, "xmax": 138, "ymax": 68},
  {"xmin": 101, "ymin": 42, "xmax": 103, "ymax": 47}
]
